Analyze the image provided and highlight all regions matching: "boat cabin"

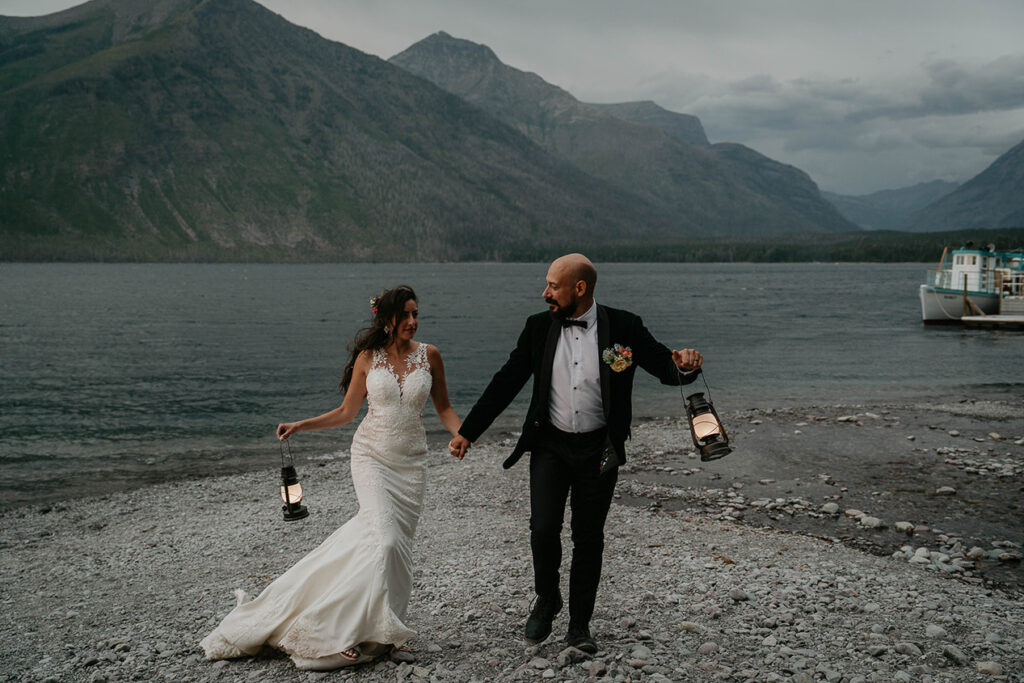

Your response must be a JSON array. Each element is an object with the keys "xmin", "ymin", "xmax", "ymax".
[{"xmin": 929, "ymin": 245, "xmax": 1024, "ymax": 296}]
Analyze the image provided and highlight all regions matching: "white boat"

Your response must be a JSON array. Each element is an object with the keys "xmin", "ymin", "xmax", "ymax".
[{"xmin": 919, "ymin": 243, "xmax": 1024, "ymax": 323}]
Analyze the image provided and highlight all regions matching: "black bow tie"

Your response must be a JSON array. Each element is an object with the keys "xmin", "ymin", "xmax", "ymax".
[{"xmin": 562, "ymin": 318, "xmax": 588, "ymax": 329}]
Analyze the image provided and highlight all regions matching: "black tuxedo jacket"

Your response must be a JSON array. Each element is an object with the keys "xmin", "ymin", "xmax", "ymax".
[{"xmin": 459, "ymin": 304, "xmax": 698, "ymax": 469}]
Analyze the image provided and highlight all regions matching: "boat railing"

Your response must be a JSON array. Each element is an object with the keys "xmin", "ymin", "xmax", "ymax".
[
  {"xmin": 925, "ymin": 269, "xmax": 953, "ymax": 290},
  {"xmin": 926, "ymin": 269, "xmax": 1005, "ymax": 294},
  {"xmin": 1001, "ymin": 271, "xmax": 1024, "ymax": 296}
]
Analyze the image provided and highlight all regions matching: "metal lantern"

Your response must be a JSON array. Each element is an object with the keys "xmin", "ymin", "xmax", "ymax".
[
  {"xmin": 279, "ymin": 440, "xmax": 309, "ymax": 521},
  {"xmin": 681, "ymin": 370, "xmax": 732, "ymax": 461}
]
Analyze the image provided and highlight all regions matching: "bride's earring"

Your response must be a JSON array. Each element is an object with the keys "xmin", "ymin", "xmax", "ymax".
[{"xmin": 384, "ymin": 326, "xmax": 390, "ymax": 335}]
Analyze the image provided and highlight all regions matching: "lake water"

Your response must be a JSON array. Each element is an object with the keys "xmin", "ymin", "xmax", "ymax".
[{"xmin": 2, "ymin": 262, "xmax": 1021, "ymax": 510}]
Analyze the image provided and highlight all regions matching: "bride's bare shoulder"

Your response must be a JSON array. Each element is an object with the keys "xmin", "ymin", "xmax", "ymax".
[{"xmin": 423, "ymin": 343, "xmax": 444, "ymax": 362}]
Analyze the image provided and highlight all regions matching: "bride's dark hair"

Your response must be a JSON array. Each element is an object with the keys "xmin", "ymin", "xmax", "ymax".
[{"xmin": 340, "ymin": 285, "xmax": 418, "ymax": 391}]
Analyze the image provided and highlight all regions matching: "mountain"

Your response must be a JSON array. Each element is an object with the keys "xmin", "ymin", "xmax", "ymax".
[
  {"xmin": 902, "ymin": 139, "xmax": 1024, "ymax": 232},
  {"xmin": 822, "ymin": 180, "xmax": 960, "ymax": 230},
  {"xmin": 0, "ymin": 0, "xmax": 669, "ymax": 261},
  {"xmin": 390, "ymin": 32, "xmax": 858, "ymax": 237}
]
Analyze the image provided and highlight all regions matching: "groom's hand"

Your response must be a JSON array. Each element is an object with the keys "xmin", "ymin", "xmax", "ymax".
[
  {"xmin": 448, "ymin": 435, "xmax": 471, "ymax": 460},
  {"xmin": 672, "ymin": 348, "xmax": 703, "ymax": 371}
]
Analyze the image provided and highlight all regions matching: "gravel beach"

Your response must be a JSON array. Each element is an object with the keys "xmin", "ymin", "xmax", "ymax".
[{"xmin": 1, "ymin": 397, "xmax": 1022, "ymax": 682}]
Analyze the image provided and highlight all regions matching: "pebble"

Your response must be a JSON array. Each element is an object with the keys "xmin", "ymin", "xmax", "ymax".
[
  {"xmin": 630, "ymin": 645, "xmax": 652, "ymax": 660},
  {"xmin": 976, "ymin": 661, "xmax": 1003, "ymax": 675},
  {"xmin": 943, "ymin": 645, "xmax": 969, "ymax": 665},
  {"xmin": 821, "ymin": 503, "xmax": 839, "ymax": 514},
  {"xmin": 935, "ymin": 486, "xmax": 957, "ymax": 495},
  {"xmin": 697, "ymin": 642, "xmax": 719, "ymax": 655},
  {"xmin": 894, "ymin": 642, "xmax": 922, "ymax": 656},
  {"xmin": 926, "ymin": 625, "xmax": 947, "ymax": 638}
]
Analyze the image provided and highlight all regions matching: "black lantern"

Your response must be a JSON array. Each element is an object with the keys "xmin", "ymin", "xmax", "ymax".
[
  {"xmin": 279, "ymin": 440, "xmax": 309, "ymax": 521},
  {"xmin": 681, "ymin": 370, "xmax": 732, "ymax": 461}
]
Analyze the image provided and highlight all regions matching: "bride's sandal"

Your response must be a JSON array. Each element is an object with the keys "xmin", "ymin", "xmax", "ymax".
[
  {"xmin": 289, "ymin": 647, "xmax": 374, "ymax": 671},
  {"xmin": 336, "ymin": 646, "xmax": 375, "ymax": 667}
]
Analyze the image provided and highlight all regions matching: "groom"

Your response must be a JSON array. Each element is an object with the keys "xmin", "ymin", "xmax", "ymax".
[{"xmin": 448, "ymin": 253, "xmax": 702, "ymax": 653}]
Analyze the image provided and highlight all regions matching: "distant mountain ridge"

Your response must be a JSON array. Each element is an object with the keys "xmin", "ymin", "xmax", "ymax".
[
  {"xmin": 589, "ymin": 100, "xmax": 709, "ymax": 147},
  {"xmin": 0, "ymin": 0, "xmax": 675, "ymax": 260},
  {"xmin": 822, "ymin": 180, "xmax": 960, "ymax": 231},
  {"xmin": 902, "ymin": 139, "xmax": 1024, "ymax": 232},
  {"xmin": 390, "ymin": 32, "xmax": 858, "ymax": 237}
]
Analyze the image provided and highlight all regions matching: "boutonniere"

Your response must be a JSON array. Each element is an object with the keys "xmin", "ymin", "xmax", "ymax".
[{"xmin": 602, "ymin": 344, "xmax": 633, "ymax": 372}]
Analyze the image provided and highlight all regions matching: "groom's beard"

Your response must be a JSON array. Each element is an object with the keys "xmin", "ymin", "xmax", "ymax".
[{"xmin": 546, "ymin": 295, "xmax": 577, "ymax": 321}]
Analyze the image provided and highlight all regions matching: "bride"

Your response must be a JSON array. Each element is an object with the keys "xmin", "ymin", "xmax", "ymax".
[{"xmin": 200, "ymin": 285, "xmax": 464, "ymax": 670}]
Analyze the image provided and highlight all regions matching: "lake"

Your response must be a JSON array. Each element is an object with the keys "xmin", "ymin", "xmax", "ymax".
[{"xmin": 2, "ymin": 262, "xmax": 1021, "ymax": 509}]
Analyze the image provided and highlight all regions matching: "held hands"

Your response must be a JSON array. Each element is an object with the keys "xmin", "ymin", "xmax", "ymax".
[
  {"xmin": 448, "ymin": 434, "xmax": 470, "ymax": 460},
  {"xmin": 277, "ymin": 422, "xmax": 301, "ymax": 441},
  {"xmin": 672, "ymin": 348, "xmax": 703, "ymax": 372}
]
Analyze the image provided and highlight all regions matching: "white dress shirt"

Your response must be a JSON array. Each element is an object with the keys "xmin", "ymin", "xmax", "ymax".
[{"xmin": 548, "ymin": 301, "xmax": 605, "ymax": 433}]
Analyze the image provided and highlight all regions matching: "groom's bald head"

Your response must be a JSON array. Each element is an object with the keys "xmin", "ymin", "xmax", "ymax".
[
  {"xmin": 551, "ymin": 253, "xmax": 597, "ymax": 295},
  {"xmin": 543, "ymin": 253, "xmax": 597, "ymax": 319}
]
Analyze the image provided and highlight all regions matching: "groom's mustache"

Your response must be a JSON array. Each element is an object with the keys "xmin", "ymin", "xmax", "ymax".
[{"xmin": 544, "ymin": 297, "xmax": 559, "ymax": 307}]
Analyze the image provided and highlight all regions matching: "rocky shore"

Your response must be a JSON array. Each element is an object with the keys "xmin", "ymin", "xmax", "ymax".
[
  {"xmin": 1, "ymin": 397, "xmax": 1021, "ymax": 682},
  {"xmin": 624, "ymin": 396, "xmax": 1024, "ymax": 592}
]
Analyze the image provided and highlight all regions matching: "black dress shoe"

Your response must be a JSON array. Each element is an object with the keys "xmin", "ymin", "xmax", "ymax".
[
  {"xmin": 566, "ymin": 623, "xmax": 598, "ymax": 654},
  {"xmin": 524, "ymin": 593, "xmax": 563, "ymax": 644}
]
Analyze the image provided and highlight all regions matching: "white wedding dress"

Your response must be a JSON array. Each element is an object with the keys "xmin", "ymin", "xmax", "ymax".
[{"xmin": 200, "ymin": 344, "xmax": 432, "ymax": 670}]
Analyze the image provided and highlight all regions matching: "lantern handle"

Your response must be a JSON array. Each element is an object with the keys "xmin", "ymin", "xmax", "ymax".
[
  {"xmin": 677, "ymin": 366, "xmax": 714, "ymax": 403},
  {"xmin": 280, "ymin": 437, "xmax": 295, "ymax": 469}
]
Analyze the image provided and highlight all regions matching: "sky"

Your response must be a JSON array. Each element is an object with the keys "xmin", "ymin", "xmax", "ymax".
[{"xmin": 4, "ymin": 0, "xmax": 1024, "ymax": 195}]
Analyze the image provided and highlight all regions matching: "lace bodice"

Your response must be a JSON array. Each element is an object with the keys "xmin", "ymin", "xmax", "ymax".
[{"xmin": 364, "ymin": 343, "xmax": 432, "ymax": 422}]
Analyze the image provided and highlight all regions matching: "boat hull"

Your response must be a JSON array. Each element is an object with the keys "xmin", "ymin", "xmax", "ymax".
[{"xmin": 919, "ymin": 285, "xmax": 999, "ymax": 323}]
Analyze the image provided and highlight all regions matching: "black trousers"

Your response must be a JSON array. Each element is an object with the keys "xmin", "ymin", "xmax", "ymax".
[{"xmin": 529, "ymin": 425, "xmax": 618, "ymax": 627}]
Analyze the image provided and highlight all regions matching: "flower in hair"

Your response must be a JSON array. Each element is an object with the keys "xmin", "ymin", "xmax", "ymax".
[{"xmin": 369, "ymin": 296, "xmax": 379, "ymax": 316}]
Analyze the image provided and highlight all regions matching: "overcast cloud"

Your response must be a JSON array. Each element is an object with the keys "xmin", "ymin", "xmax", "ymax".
[{"xmin": 4, "ymin": 0, "xmax": 1023, "ymax": 194}]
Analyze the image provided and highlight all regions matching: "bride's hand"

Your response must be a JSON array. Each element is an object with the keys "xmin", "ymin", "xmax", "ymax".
[
  {"xmin": 277, "ymin": 422, "xmax": 300, "ymax": 441},
  {"xmin": 448, "ymin": 434, "xmax": 470, "ymax": 460}
]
